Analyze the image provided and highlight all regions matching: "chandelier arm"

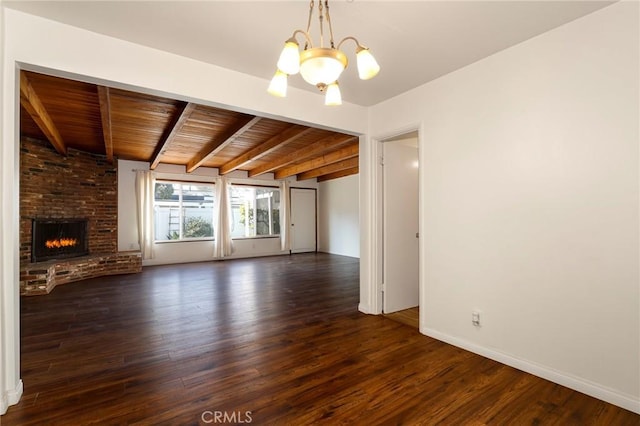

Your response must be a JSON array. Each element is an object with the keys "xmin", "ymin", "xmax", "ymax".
[
  {"xmin": 336, "ymin": 36, "xmax": 367, "ymax": 52},
  {"xmin": 288, "ymin": 29, "xmax": 314, "ymax": 49}
]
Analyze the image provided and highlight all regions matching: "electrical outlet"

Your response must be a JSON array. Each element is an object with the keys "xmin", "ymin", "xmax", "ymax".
[{"xmin": 472, "ymin": 311, "xmax": 481, "ymax": 327}]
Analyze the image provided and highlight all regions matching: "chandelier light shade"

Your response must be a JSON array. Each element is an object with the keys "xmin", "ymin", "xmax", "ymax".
[
  {"xmin": 268, "ymin": 0, "xmax": 380, "ymax": 106},
  {"xmin": 356, "ymin": 47, "xmax": 381, "ymax": 80},
  {"xmin": 277, "ymin": 40, "xmax": 301, "ymax": 75},
  {"xmin": 324, "ymin": 82, "xmax": 342, "ymax": 106},
  {"xmin": 267, "ymin": 70, "xmax": 288, "ymax": 97}
]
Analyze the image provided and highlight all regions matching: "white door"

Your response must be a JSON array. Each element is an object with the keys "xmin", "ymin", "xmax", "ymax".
[
  {"xmin": 290, "ymin": 188, "xmax": 317, "ymax": 253},
  {"xmin": 383, "ymin": 140, "xmax": 419, "ymax": 313}
]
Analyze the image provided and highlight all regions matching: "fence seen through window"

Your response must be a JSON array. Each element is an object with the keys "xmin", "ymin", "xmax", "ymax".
[{"xmin": 154, "ymin": 181, "xmax": 215, "ymax": 241}]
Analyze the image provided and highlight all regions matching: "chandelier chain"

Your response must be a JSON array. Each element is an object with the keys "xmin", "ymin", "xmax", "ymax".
[
  {"xmin": 325, "ymin": 0, "xmax": 336, "ymax": 48},
  {"xmin": 318, "ymin": 0, "xmax": 325, "ymax": 48},
  {"xmin": 305, "ymin": 0, "xmax": 315, "ymax": 49}
]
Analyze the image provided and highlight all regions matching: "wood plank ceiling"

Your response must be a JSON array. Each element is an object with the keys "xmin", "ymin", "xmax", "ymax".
[{"xmin": 19, "ymin": 71, "xmax": 359, "ymax": 182}]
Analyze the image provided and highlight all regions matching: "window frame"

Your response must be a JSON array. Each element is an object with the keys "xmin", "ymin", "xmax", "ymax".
[
  {"xmin": 153, "ymin": 179, "xmax": 216, "ymax": 243},
  {"xmin": 229, "ymin": 183, "xmax": 281, "ymax": 240}
]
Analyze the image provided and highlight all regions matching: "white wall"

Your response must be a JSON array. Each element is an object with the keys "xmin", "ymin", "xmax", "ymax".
[
  {"xmin": 0, "ymin": 1, "xmax": 5, "ymax": 413},
  {"xmin": 0, "ymin": 1, "xmax": 8, "ymax": 414},
  {"xmin": 366, "ymin": 1, "xmax": 639, "ymax": 412},
  {"xmin": 318, "ymin": 174, "xmax": 359, "ymax": 258},
  {"xmin": 0, "ymin": 8, "xmax": 367, "ymax": 414},
  {"xmin": 0, "ymin": 2, "xmax": 23, "ymax": 415}
]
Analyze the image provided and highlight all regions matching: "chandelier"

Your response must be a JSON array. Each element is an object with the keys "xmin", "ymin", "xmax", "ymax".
[{"xmin": 268, "ymin": 0, "xmax": 380, "ymax": 106}]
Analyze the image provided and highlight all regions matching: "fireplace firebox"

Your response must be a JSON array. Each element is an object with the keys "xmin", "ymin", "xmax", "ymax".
[{"xmin": 31, "ymin": 218, "xmax": 89, "ymax": 263}]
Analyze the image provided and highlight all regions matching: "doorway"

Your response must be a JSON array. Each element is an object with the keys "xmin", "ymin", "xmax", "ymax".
[{"xmin": 381, "ymin": 132, "xmax": 419, "ymax": 314}]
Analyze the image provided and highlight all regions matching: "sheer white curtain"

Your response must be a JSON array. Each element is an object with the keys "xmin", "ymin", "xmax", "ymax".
[
  {"xmin": 280, "ymin": 180, "xmax": 291, "ymax": 251},
  {"xmin": 135, "ymin": 170, "xmax": 155, "ymax": 260},
  {"xmin": 214, "ymin": 176, "xmax": 234, "ymax": 258}
]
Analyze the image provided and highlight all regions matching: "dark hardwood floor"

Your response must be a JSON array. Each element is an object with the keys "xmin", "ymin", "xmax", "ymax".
[
  {"xmin": 4, "ymin": 253, "xmax": 638, "ymax": 425},
  {"xmin": 385, "ymin": 307, "xmax": 420, "ymax": 329}
]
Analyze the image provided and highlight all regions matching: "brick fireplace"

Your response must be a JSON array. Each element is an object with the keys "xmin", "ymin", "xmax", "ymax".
[{"xmin": 20, "ymin": 137, "xmax": 141, "ymax": 295}]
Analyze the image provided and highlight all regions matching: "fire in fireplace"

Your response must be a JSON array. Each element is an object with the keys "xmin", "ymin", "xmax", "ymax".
[
  {"xmin": 32, "ymin": 219, "xmax": 89, "ymax": 263},
  {"xmin": 45, "ymin": 238, "xmax": 78, "ymax": 249}
]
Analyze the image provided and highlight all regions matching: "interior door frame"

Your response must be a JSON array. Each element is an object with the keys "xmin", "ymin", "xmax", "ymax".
[{"xmin": 372, "ymin": 125, "xmax": 423, "ymax": 326}]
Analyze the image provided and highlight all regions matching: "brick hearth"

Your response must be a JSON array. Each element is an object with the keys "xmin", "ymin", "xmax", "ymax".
[{"xmin": 21, "ymin": 252, "xmax": 142, "ymax": 296}]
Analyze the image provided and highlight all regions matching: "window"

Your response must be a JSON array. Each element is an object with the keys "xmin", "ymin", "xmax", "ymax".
[
  {"xmin": 154, "ymin": 181, "xmax": 215, "ymax": 241},
  {"xmin": 230, "ymin": 185, "xmax": 280, "ymax": 238}
]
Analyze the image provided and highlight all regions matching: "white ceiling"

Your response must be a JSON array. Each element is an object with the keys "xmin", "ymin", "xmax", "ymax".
[{"xmin": 4, "ymin": 0, "xmax": 614, "ymax": 106}]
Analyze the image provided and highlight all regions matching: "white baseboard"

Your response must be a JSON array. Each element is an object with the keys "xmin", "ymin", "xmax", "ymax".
[
  {"xmin": 358, "ymin": 302, "xmax": 371, "ymax": 314},
  {"xmin": 0, "ymin": 379, "xmax": 23, "ymax": 416},
  {"xmin": 8, "ymin": 380, "xmax": 23, "ymax": 406},
  {"xmin": 0, "ymin": 393, "xmax": 6, "ymax": 415},
  {"xmin": 421, "ymin": 326, "xmax": 640, "ymax": 414}
]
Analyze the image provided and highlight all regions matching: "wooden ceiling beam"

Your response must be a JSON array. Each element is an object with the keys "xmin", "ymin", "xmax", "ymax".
[
  {"xmin": 19, "ymin": 72, "xmax": 67, "ymax": 156},
  {"xmin": 97, "ymin": 86, "xmax": 114, "ymax": 163},
  {"xmin": 186, "ymin": 115, "xmax": 261, "ymax": 173},
  {"xmin": 150, "ymin": 102, "xmax": 196, "ymax": 170},
  {"xmin": 274, "ymin": 141, "xmax": 359, "ymax": 180},
  {"xmin": 317, "ymin": 166, "xmax": 359, "ymax": 182},
  {"xmin": 219, "ymin": 125, "xmax": 314, "ymax": 175},
  {"xmin": 296, "ymin": 157, "xmax": 359, "ymax": 181},
  {"xmin": 249, "ymin": 133, "xmax": 356, "ymax": 178}
]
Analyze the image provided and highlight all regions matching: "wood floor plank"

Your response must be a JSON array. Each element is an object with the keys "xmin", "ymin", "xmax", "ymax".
[
  {"xmin": 384, "ymin": 306, "xmax": 420, "ymax": 329},
  {"xmin": 3, "ymin": 253, "xmax": 637, "ymax": 425}
]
